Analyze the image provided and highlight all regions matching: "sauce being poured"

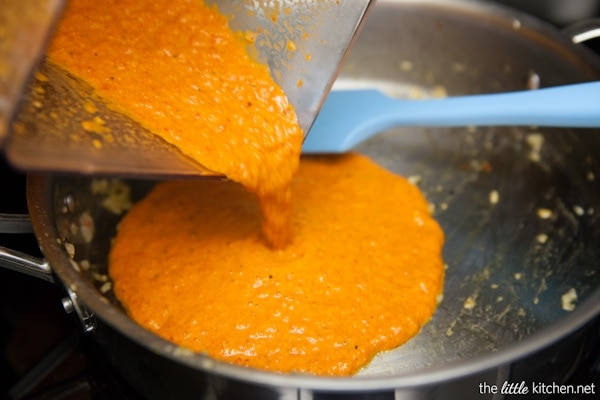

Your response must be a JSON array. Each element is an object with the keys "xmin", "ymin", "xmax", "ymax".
[
  {"xmin": 47, "ymin": 0, "xmax": 303, "ymax": 248},
  {"xmin": 110, "ymin": 153, "xmax": 445, "ymax": 376},
  {"xmin": 49, "ymin": 0, "xmax": 446, "ymax": 375}
]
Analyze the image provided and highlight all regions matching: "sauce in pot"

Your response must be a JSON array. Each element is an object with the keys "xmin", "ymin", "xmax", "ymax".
[{"xmin": 109, "ymin": 153, "xmax": 445, "ymax": 376}]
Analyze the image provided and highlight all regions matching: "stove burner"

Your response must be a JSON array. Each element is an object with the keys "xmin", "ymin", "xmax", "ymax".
[{"xmin": 1, "ymin": 267, "xmax": 145, "ymax": 400}]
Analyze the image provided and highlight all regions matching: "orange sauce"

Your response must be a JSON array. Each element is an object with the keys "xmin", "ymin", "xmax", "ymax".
[
  {"xmin": 109, "ymin": 153, "xmax": 445, "ymax": 376},
  {"xmin": 49, "ymin": 0, "xmax": 446, "ymax": 375},
  {"xmin": 46, "ymin": 0, "xmax": 303, "ymax": 248}
]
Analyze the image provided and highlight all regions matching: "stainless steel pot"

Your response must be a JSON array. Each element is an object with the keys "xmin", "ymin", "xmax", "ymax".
[{"xmin": 2, "ymin": 0, "xmax": 600, "ymax": 399}]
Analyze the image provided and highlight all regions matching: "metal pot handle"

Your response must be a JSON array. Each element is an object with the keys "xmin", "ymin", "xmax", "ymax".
[
  {"xmin": 563, "ymin": 18, "xmax": 600, "ymax": 44},
  {"xmin": 0, "ymin": 244, "xmax": 96, "ymax": 332},
  {"xmin": 0, "ymin": 214, "xmax": 95, "ymax": 332},
  {"xmin": 0, "ymin": 245, "xmax": 54, "ymax": 283},
  {"xmin": 0, "ymin": 213, "xmax": 54, "ymax": 282}
]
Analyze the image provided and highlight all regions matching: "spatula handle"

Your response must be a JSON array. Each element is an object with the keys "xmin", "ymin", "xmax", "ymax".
[{"xmin": 390, "ymin": 81, "xmax": 600, "ymax": 128}]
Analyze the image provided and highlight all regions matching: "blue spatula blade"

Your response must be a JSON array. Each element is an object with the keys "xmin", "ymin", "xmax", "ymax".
[{"xmin": 302, "ymin": 82, "xmax": 600, "ymax": 154}]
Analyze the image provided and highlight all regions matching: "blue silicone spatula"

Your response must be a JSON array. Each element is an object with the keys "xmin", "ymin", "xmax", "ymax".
[{"xmin": 302, "ymin": 81, "xmax": 600, "ymax": 154}]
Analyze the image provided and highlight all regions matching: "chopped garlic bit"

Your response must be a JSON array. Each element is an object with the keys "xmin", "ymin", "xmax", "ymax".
[
  {"xmin": 535, "ymin": 233, "xmax": 548, "ymax": 244},
  {"xmin": 100, "ymin": 180, "xmax": 132, "ymax": 215},
  {"xmin": 79, "ymin": 259, "xmax": 90, "ymax": 270},
  {"xmin": 463, "ymin": 296, "xmax": 476, "ymax": 310},
  {"xmin": 407, "ymin": 175, "xmax": 421, "ymax": 185},
  {"xmin": 69, "ymin": 259, "xmax": 80, "ymax": 272},
  {"xmin": 489, "ymin": 190, "xmax": 499, "ymax": 205},
  {"xmin": 526, "ymin": 132, "xmax": 544, "ymax": 162},
  {"xmin": 100, "ymin": 282, "xmax": 113, "ymax": 294},
  {"xmin": 561, "ymin": 288, "xmax": 578, "ymax": 311},
  {"xmin": 64, "ymin": 242, "xmax": 75, "ymax": 258},
  {"xmin": 79, "ymin": 211, "xmax": 95, "ymax": 243},
  {"xmin": 536, "ymin": 208, "xmax": 553, "ymax": 219},
  {"xmin": 428, "ymin": 203, "xmax": 436, "ymax": 214},
  {"xmin": 526, "ymin": 70, "xmax": 540, "ymax": 90},
  {"xmin": 514, "ymin": 272, "xmax": 522, "ymax": 281},
  {"xmin": 91, "ymin": 178, "xmax": 109, "ymax": 194}
]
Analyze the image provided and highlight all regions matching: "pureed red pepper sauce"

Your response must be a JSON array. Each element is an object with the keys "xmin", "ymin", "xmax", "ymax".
[
  {"xmin": 48, "ymin": 0, "xmax": 445, "ymax": 376},
  {"xmin": 47, "ymin": 0, "xmax": 302, "ymax": 248},
  {"xmin": 109, "ymin": 153, "xmax": 445, "ymax": 375}
]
